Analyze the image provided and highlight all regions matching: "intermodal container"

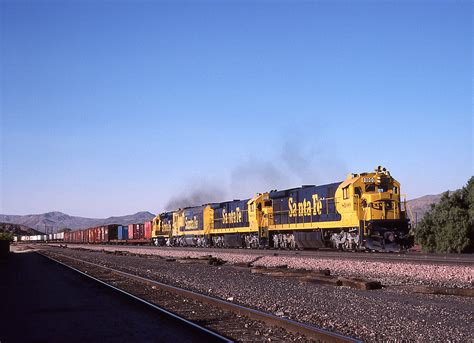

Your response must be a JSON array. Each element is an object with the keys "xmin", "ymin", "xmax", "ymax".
[
  {"xmin": 128, "ymin": 224, "xmax": 134, "ymax": 239},
  {"xmin": 96, "ymin": 227, "xmax": 101, "ymax": 242},
  {"xmin": 138, "ymin": 224, "xmax": 145, "ymax": 239},
  {"xmin": 144, "ymin": 221, "xmax": 152, "ymax": 239},
  {"xmin": 99, "ymin": 226, "xmax": 109, "ymax": 242},
  {"xmin": 87, "ymin": 228, "xmax": 95, "ymax": 243},
  {"xmin": 97, "ymin": 226, "xmax": 103, "ymax": 242},
  {"xmin": 128, "ymin": 224, "xmax": 145, "ymax": 239},
  {"xmin": 57, "ymin": 232, "xmax": 64, "ymax": 240},
  {"xmin": 118, "ymin": 225, "xmax": 128, "ymax": 240},
  {"xmin": 88, "ymin": 228, "xmax": 95, "ymax": 243},
  {"xmin": 98, "ymin": 227, "xmax": 104, "ymax": 242},
  {"xmin": 107, "ymin": 225, "xmax": 118, "ymax": 241}
]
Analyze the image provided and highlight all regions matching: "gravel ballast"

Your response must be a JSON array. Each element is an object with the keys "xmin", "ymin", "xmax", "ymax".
[
  {"xmin": 54, "ymin": 244, "xmax": 474, "ymax": 288},
  {"xmin": 40, "ymin": 245, "xmax": 474, "ymax": 342}
]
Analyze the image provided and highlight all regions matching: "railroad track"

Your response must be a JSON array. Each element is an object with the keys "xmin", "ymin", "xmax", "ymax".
[
  {"xmin": 55, "ymin": 244, "xmax": 474, "ymax": 266},
  {"xmin": 37, "ymin": 251, "xmax": 229, "ymax": 343},
  {"xmin": 37, "ymin": 249, "xmax": 361, "ymax": 343}
]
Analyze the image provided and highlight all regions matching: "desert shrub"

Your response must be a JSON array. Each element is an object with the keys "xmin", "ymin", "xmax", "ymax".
[
  {"xmin": 415, "ymin": 177, "xmax": 474, "ymax": 253},
  {"xmin": 0, "ymin": 232, "xmax": 14, "ymax": 241}
]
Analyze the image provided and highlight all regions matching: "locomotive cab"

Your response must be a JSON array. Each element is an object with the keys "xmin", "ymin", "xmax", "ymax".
[
  {"xmin": 353, "ymin": 166, "xmax": 411, "ymax": 251},
  {"xmin": 151, "ymin": 215, "xmax": 163, "ymax": 246},
  {"xmin": 151, "ymin": 212, "xmax": 173, "ymax": 246}
]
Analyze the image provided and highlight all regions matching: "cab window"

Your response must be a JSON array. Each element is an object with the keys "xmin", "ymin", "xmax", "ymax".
[
  {"xmin": 365, "ymin": 184, "xmax": 375, "ymax": 192},
  {"xmin": 354, "ymin": 187, "xmax": 362, "ymax": 197},
  {"xmin": 343, "ymin": 187, "xmax": 349, "ymax": 199}
]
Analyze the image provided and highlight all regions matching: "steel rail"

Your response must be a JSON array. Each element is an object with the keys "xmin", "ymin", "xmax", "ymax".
[
  {"xmin": 39, "ymin": 249, "xmax": 362, "ymax": 343},
  {"xmin": 50, "ymin": 243, "xmax": 474, "ymax": 266},
  {"xmin": 37, "ymin": 251, "xmax": 232, "ymax": 343}
]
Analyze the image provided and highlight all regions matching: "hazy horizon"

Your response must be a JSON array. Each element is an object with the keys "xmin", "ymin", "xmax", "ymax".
[{"xmin": 2, "ymin": 1, "xmax": 472, "ymax": 217}]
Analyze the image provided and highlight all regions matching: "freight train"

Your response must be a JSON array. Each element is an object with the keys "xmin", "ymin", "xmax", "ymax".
[
  {"xmin": 19, "ymin": 232, "xmax": 65, "ymax": 242},
  {"xmin": 63, "ymin": 223, "xmax": 152, "ymax": 244},
  {"xmin": 57, "ymin": 166, "xmax": 411, "ymax": 252}
]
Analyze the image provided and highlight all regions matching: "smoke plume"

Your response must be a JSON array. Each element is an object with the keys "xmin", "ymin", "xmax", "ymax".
[
  {"xmin": 230, "ymin": 135, "xmax": 347, "ymax": 198},
  {"xmin": 164, "ymin": 181, "xmax": 226, "ymax": 210}
]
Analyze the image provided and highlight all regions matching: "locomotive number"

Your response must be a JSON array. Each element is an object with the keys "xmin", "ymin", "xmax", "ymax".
[{"xmin": 363, "ymin": 177, "xmax": 375, "ymax": 183}]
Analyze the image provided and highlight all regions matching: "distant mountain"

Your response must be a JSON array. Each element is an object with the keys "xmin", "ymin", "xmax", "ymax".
[
  {"xmin": 407, "ymin": 192, "xmax": 452, "ymax": 225},
  {"xmin": 0, "ymin": 211, "xmax": 155, "ymax": 233}
]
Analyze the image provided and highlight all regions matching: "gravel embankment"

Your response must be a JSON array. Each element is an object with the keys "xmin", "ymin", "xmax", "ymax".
[
  {"xmin": 53, "ymin": 244, "xmax": 474, "ymax": 288},
  {"xmin": 41, "ymin": 245, "xmax": 474, "ymax": 343}
]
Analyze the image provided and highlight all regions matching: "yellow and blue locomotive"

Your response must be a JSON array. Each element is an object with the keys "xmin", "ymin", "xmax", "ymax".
[{"xmin": 151, "ymin": 166, "xmax": 411, "ymax": 251}]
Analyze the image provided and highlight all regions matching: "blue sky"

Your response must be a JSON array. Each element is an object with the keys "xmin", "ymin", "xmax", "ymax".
[{"xmin": 1, "ymin": 0, "xmax": 472, "ymax": 217}]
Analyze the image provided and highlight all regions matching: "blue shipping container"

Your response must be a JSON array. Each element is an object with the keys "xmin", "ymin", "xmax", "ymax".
[{"xmin": 118, "ymin": 225, "xmax": 129, "ymax": 240}]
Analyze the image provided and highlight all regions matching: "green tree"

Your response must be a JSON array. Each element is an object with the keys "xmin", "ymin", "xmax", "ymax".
[
  {"xmin": 0, "ymin": 232, "xmax": 14, "ymax": 242},
  {"xmin": 415, "ymin": 177, "xmax": 474, "ymax": 253}
]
